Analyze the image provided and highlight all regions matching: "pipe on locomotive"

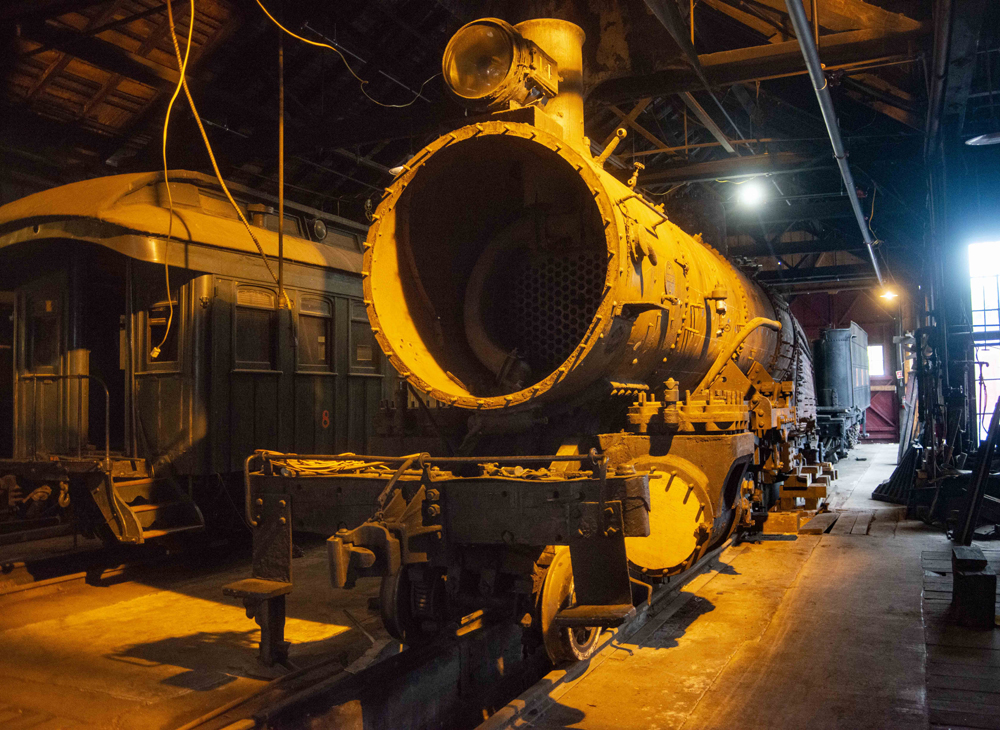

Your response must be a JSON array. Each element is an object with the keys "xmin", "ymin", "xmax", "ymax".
[
  {"xmin": 363, "ymin": 18, "xmax": 800, "ymax": 413},
  {"xmin": 783, "ymin": 0, "xmax": 883, "ymax": 286}
]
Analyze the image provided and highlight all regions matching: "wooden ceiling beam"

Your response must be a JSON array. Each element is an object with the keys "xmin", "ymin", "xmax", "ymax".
[{"xmin": 590, "ymin": 25, "xmax": 929, "ymax": 104}]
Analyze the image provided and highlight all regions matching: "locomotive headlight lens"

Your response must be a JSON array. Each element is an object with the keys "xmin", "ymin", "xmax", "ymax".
[
  {"xmin": 442, "ymin": 18, "xmax": 558, "ymax": 110},
  {"xmin": 443, "ymin": 20, "xmax": 515, "ymax": 100}
]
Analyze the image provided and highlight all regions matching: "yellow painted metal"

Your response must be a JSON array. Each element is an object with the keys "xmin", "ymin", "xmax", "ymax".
[
  {"xmin": 514, "ymin": 19, "xmax": 586, "ymax": 146},
  {"xmin": 0, "ymin": 171, "xmax": 362, "ymax": 273},
  {"xmin": 624, "ymin": 459, "xmax": 708, "ymax": 574},
  {"xmin": 363, "ymin": 21, "xmax": 797, "ymax": 414}
]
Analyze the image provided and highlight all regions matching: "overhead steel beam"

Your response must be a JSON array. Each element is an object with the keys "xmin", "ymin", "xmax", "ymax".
[
  {"xmin": 589, "ymin": 26, "xmax": 928, "ymax": 104},
  {"xmin": 727, "ymin": 200, "xmax": 855, "ymax": 227},
  {"xmin": 755, "ymin": 263, "xmax": 875, "ymax": 284},
  {"xmin": 784, "ymin": 0, "xmax": 883, "ymax": 286},
  {"xmin": 679, "ymin": 92, "xmax": 737, "ymax": 154},
  {"xmin": 728, "ymin": 236, "xmax": 867, "ymax": 257},
  {"xmin": 642, "ymin": 0, "xmax": 745, "ymax": 139},
  {"xmin": 639, "ymin": 151, "xmax": 827, "ymax": 186},
  {"xmin": 940, "ymin": 0, "xmax": 987, "ymax": 133}
]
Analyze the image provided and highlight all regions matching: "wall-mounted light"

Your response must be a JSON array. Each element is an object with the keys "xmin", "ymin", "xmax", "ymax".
[{"xmin": 880, "ymin": 289, "xmax": 898, "ymax": 300}]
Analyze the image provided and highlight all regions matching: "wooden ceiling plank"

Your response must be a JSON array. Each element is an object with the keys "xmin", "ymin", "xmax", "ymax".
[
  {"xmin": 602, "ymin": 98, "xmax": 652, "ymax": 146},
  {"xmin": 609, "ymin": 104, "xmax": 669, "ymax": 149},
  {"xmin": 24, "ymin": 0, "xmax": 126, "ymax": 102}
]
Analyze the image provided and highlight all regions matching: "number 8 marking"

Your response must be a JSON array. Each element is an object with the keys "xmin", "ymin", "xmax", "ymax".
[{"xmin": 322, "ymin": 410, "xmax": 330, "ymax": 428}]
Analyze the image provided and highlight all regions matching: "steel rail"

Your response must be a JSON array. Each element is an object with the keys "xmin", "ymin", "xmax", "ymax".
[{"xmin": 783, "ymin": 0, "xmax": 884, "ymax": 286}]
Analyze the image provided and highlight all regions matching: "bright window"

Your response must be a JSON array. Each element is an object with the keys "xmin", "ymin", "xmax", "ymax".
[
  {"xmin": 969, "ymin": 241, "xmax": 1000, "ymax": 437},
  {"xmin": 867, "ymin": 345, "xmax": 885, "ymax": 377}
]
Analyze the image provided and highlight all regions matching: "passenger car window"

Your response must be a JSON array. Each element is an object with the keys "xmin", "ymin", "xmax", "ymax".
[
  {"xmin": 147, "ymin": 302, "xmax": 178, "ymax": 363},
  {"xmin": 235, "ymin": 287, "xmax": 276, "ymax": 369},
  {"xmin": 298, "ymin": 297, "xmax": 333, "ymax": 370},
  {"xmin": 28, "ymin": 297, "xmax": 60, "ymax": 371}
]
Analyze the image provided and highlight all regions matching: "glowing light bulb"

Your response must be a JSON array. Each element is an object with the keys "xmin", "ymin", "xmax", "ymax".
[
  {"xmin": 880, "ymin": 290, "xmax": 897, "ymax": 300},
  {"xmin": 738, "ymin": 180, "xmax": 766, "ymax": 207}
]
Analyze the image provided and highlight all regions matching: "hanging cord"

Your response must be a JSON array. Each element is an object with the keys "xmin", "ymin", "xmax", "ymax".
[
  {"xmin": 165, "ymin": 0, "xmax": 290, "ymax": 308},
  {"xmin": 152, "ymin": 0, "xmax": 195, "ymax": 358},
  {"xmin": 979, "ymin": 360, "xmax": 989, "ymax": 436},
  {"xmin": 254, "ymin": 0, "xmax": 439, "ymax": 108},
  {"xmin": 868, "ymin": 184, "xmax": 879, "ymax": 242}
]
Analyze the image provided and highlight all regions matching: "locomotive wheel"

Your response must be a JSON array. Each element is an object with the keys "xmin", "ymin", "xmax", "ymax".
[
  {"xmin": 379, "ymin": 568, "xmax": 440, "ymax": 645},
  {"xmin": 539, "ymin": 547, "xmax": 600, "ymax": 663}
]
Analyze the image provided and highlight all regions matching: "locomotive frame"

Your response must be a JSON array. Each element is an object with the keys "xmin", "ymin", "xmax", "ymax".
[{"xmin": 0, "ymin": 171, "xmax": 388, "ymax": 544}]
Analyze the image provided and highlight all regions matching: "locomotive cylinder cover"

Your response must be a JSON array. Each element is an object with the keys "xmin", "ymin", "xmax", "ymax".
[{"xmin": 363, "ymin": 20, "xmax": 798, "ymax": 413}]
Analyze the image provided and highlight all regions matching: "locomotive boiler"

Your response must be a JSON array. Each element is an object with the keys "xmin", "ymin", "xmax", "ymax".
[{"xmin": 232, "ymin": 17, "xmax": 820, "ymax": 665}]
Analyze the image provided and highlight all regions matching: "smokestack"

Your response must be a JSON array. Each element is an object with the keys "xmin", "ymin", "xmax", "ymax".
[{"xmin": 515, "ymin": 19, "xmax": 586, "ymax": 148}]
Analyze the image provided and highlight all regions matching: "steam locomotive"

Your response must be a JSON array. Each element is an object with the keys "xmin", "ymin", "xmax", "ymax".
[
  {"xmin": 227, "ymin": 17, "xmax": 852, "ymax": 666},
  {"xmin": 0, "ymin": 171, "xmax": 387, "ymax": 545}
]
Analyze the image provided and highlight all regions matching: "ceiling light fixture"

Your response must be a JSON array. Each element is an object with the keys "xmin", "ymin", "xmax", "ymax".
[
  {"xmin": 737, "ymin": 179, "xmax": 766, "ymax": 207},
  {"xmin": 965, "ymin": 132, "xmax": 1000, "ymax": 146}
]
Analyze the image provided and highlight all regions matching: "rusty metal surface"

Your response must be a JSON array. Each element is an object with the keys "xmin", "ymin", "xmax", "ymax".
[{"xmin": 363, "ymin": 118, "xmax": 796, "ymax": 413}]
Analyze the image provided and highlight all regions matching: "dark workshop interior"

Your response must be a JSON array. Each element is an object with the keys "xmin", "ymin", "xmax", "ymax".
[{"xmin": 1, "ymin": 1, "xmax": 1000, "ymax": 728}]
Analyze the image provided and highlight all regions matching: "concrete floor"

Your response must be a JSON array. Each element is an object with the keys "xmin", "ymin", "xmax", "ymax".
[
  {"xmin": 2, "ymin": 443, "xmax": 994, "ymax": 730},
  {"xmin": 0, "ymin": 539, "xmax": 385, "ymax": 729},
  {"xmin": 522, "ymin": 443, "xmax": 961, "ymax": 730}
]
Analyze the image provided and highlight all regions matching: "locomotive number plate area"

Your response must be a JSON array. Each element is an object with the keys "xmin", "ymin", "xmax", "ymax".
[{"xmin": 439, "ymin": 474, "xmax": 650, "ymax": 546}]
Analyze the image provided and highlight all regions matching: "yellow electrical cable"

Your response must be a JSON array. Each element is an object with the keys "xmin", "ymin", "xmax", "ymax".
[
  {"xmin": 254, "ymin": 0, "xmax": 438, "ymax": 109},
  {"xmin": 165, "ymin": 0, "xmax": 290, "ymax": 309},
  {"xmin": 152, "ymin": 0, "xmax": 195, "ymax": 359}
]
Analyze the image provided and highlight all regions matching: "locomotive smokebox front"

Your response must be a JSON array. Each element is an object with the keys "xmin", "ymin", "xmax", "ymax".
[{"xmin": 364, "ymin": 19, "xmax": 788, "ymax": 415}]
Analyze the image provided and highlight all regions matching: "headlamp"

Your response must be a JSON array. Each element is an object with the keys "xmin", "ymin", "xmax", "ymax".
[{"xmin": 442, "ymin": 19, "xmax": 558, "ymax": 110}]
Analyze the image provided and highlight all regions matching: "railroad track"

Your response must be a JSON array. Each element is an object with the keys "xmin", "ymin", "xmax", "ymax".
[
  {"xmin": 0, "ymin": 536, "xmax": 244, "ymax": 602},
  {"xmin": 176, "ymin": 539, "xmax": 735, "ymax": 730}
]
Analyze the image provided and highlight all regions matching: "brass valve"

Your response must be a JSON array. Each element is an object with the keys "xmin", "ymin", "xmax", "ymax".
[{"xmin": 627, "ymin": 161, "xmax": 645, "ymax": 190}]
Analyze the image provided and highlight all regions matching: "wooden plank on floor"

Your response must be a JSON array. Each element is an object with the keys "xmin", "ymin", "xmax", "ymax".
[
  {"xmin": 929, "ymin": 660, "xmax": 1000, "ymax": 680},
  {"xmin": 924, "ymin": 587, "xmax": 951, "ymax": 601},
  {"xmin": 930, "ymin": 686, "xmax": 1000, "ymax": 705},
  {"xmin": 928, "ymin": 702, "xmax": 1000, "ymax": 730},
  {"xmin": 851, "ymin": 511, "xmax": 875, "ymax": 535},
  {"xmin": 868, "ymin": 511, "xmax": 899, "ymax": 536},
  {"xmin": 928, "ymin": 647, "xmax": 1000, "ymax": 668},
  {"xmin": 928, "ymin": 673, "xmax": 1000, "ymax": 693},
  {"xmin": 828, "ymin": 511, "xmax": 859, "ymax": 535},
  {"xmin": 926, "ymin": 627, "xmax": 1000, "ymax": 650},
  {"xmin": 799, "ymin": 512, "xmax": 839, "ymax": 535},
  {"xmin": 929, "ymin": 707, "xmax": 1000, "ymax": 729}
]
